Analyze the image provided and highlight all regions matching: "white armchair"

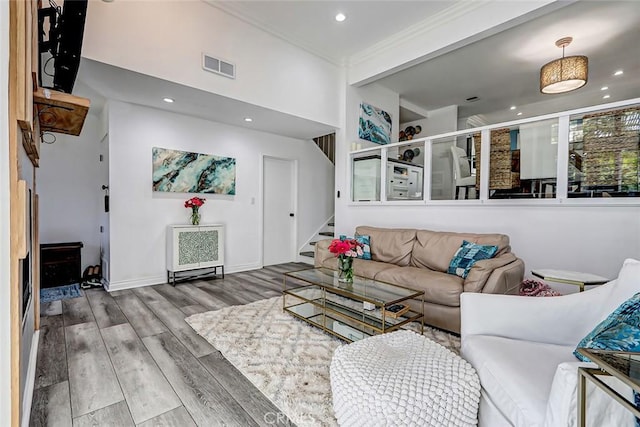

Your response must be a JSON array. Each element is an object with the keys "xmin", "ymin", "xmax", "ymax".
[{"xmin": 461, "ymin": 259, "xmax": 640, "ymax": 427}]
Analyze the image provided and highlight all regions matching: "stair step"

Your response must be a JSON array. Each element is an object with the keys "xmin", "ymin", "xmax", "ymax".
[
  {"xmin": 328, "ymin": 222, "xmax": 335, "ymax": 227},
  {"xmin": 299, "ymin": 251, "xmax": 315, "ymax": 258},
  {"xmin": 319, "ymin": 232, "xmax": 334, "ymax": 237}
]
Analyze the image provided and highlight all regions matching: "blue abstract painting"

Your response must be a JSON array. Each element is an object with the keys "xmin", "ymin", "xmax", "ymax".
[
  {"xmin": 359, "ymin": 102, "xmax": 392, "ymax": 145},
  {"xmin": 152, "ymin": 147, "xmax": 236, "ymax": 195}
]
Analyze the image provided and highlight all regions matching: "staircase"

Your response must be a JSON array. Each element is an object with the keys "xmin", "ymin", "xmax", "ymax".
[
  {"xmin": 313, "ymin": 133, "xmax": 335, "ymax": 164},
  {"xmin": 299, "ymin": 219, "xmax": 335, "ymax": 264}
]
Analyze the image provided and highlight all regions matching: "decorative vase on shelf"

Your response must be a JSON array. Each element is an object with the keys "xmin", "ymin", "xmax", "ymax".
[
  {"xmin": 337, "ymin": 256, "xmax": 354, "ymax": 283},
  {"xmin": 190, "ymin": 207, "xmax": 200, "ymax": 225}
]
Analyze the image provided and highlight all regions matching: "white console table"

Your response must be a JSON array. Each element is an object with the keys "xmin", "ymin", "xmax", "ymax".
[{"xmin": 166, "ymin": 224, "xmax": 225, "ymax": 285}]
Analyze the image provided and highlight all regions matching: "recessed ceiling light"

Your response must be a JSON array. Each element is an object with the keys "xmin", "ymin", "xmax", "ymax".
[
  {"xmin": 335, "ymin": 13, "xmax": 346, "ymax": 22},
  {"xmin": 163, "ymin": 97, "xmax": 174, "ymax": 103},
  {"xmin": 516, "ymin": 112, "xmax": 523, "ymax": 116},
  {"xmin": 244, "ymin": 117, "xmax": 253, "ymax": 122},
  {"xmin": 614, "ymin": 70, "xmax": 624, "ymax": 76},
  {"xmin": 603, "ymin": 94, "xmax": 611, "ymax": 99},
  {"xmin": 510, "ymin": 106, "xmax": 516, "ymax": 110},
  {"xmin": 600, "ymin": 86, "xmax": 608, "ymax": 91}
]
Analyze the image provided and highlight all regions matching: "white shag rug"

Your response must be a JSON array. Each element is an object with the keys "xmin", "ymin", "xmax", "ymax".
[{"xmin": 185, "ymin": 296, "xmax": 460, "ymax": 427}]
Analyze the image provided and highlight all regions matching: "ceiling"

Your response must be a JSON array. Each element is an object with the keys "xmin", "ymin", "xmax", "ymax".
[
  {"xmin": 77, "ymin": 1, "xmax": 640, "ymax": 138},
  {"xmin": 375, "ymin": 0, "xmax": 640, "ymax": 125},
  {"xmin": 207, "ymin": 1, "xmax": 456, "ymax": 64},
  {"xmin": 76, "ymin": 59, "xmax": 336, "ymax": 140}
]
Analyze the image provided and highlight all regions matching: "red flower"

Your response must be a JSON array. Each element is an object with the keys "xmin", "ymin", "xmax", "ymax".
[
  {"xmin": 184, "ymin": 197, "xmax": 206, "ymax": 209},
  {"xmin": 328, "ymin": 238, "xmax": 362, "ymax": 258}
]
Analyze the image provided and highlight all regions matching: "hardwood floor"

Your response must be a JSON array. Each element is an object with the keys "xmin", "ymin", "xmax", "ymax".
[{"xmin": 30, "ymin": 263, "xmax": 309, "ymax": 427}]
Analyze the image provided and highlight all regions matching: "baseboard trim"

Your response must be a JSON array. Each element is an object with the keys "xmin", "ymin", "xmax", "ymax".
[
  {"xmin": 106, "ymin": 263, "xmax": 264, "ymax": 292},
  {"xmin": 21, "ymin": 329, "xmax": 40, "ymax": 427},
  {"xmin": 106, "ymin": 275, "xmax": 167, "ymax": 292},
  {"xmin": 225, "ymin": 262, "xmax": 262, "ymax": 274}
]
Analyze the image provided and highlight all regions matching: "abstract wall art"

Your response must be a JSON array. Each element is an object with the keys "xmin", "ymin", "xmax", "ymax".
[
  {"xmin": 152, "ymin": 147, "xmax": 236, "ymax": 195},
  {"xmin": 359, "ymin": 102, "xmax": 392, "ymax": 145}
]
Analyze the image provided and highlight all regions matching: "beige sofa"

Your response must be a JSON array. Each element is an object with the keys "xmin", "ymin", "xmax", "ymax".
[{"xmin": 315, "ymin": 226, "xmax": 524, "ymax": 333}]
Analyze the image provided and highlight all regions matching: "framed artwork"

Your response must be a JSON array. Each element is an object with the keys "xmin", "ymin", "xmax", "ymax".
[
  {"xmin": 152, "ymin": 147, "xmax": 236, "ymax": 195},
  {"xmin": 359, "ymin": 102, "xmax": 392, "ymax": 145}
]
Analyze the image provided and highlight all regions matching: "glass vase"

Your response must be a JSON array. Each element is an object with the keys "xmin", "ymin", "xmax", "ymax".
[
  {"xmin": 191, "ymin": 207, "xmax": 200, "ymax": 225},
  {"xmin": 337, "ymin": 256, "xmax": 354, "ymax": 283}
]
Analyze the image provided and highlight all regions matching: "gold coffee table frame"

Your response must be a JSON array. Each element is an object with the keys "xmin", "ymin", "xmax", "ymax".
[
  {"xmin": 577, "ymin": 348, "xmax": 640, "ymax": 426},
  {"xmin": 283, "ymin": 267, "xmax": 424, "ymax": 343}
]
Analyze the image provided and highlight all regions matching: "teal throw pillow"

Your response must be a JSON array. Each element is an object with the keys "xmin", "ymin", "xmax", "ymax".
[
  {"xmin": 339, "ymin": 234, "xmax": 371, "ymax": 260},
  {"xmin": 447, "ymin": 240, "xmax": 498, "ymax": 279},
  {"xmin": 574, "ymin": 292, "xmax": 640, "ymax": 362}
]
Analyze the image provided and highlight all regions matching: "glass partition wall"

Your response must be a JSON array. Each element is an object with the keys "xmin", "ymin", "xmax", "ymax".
[
  {"xmin": 350, "ymin": 99, "xmax": 640, "ymax": 204},
  {"xmin": 568, "ymin": 106, "xmax": 640, "ymax": 198}
]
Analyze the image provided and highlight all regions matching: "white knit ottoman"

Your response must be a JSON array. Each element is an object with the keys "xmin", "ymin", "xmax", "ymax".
[{"xmin": 330, "ymin": 330, "xmax": 480, "ymax": 427}]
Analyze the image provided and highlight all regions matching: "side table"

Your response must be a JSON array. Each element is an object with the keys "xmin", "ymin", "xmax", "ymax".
[
  {"xmin": 576, "ymin": 348, "xmax": 640, "ymax": 427},
  {"xmin": 531, "ymin": 269, "xmax": 609, "ymax": 292}
]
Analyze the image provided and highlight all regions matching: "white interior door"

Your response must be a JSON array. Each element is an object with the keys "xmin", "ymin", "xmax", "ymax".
[{"xmin": 263, "ymin": 157, "xmax": 295, "ymax": 266}]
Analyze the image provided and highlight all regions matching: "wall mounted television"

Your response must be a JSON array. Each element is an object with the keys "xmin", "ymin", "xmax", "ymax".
[{"xmin": 38, "ymin": 0, "xmax": 88, "ymax": 94}]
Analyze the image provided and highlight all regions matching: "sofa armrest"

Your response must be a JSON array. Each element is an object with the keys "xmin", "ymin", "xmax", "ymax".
[
  {"xmin": 314, "ymin": 239, "xmax": 334, "ymax": 268},
  {"xmin": 463, "ymin": 253, "xmax": 522, "ymax": 293},
  {"xmin": 460, "ymin": 281, "xmax": 615, "ymax": 346}
]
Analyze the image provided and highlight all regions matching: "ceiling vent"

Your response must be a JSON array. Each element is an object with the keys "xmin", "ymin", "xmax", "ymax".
[{"xmin": 202, "ymin": 53, "xmax": 235, "ymax": 79}]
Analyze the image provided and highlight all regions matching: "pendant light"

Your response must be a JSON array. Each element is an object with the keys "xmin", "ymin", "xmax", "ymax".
[{"xmin": 540, "ymin": 37, "xmax": 588, "ymax": 94}]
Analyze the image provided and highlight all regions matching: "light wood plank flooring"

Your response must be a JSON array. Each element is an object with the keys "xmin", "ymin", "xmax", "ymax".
[{"xmin": 30, "ymin": 263, "xmax": 309, "ymax": 427}]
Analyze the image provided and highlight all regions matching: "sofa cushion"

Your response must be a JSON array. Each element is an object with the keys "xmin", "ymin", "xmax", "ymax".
[
  {"xmin": 463, "ymin": 335, "xmax": 576, "ymax": 427},
  {"xmin": 411, "ymin": 230, "xmax": 510, "ymax": 273},
  {"xmin": 352, "ymin": 258, "xmax": 396, "ymax": 280},
  {"xmin": 374, "ymin": 267, "xmax": 463, "ymax": 307},
  {"xmin": 355, "ymin": 226, "xmax": 416, "ymax": 267}
]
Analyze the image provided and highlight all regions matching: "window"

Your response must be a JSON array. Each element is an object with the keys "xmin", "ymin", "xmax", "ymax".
[
  {"xmin": 568, "ymin": 106, "xmax": 640, "ymax": 198},
  {"xmin": 487, "ymin": 119, "xmax": 558, "ymax": 199}
]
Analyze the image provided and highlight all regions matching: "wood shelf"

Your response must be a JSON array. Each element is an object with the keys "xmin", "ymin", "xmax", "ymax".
[{"xmin": 33, "ymin": 87, "xmax": 90, "ymax": 136}]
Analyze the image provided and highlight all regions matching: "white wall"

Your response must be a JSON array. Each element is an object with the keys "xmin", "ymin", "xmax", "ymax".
[
  {"xmin": 107, "ymin": 101, "xmax": 333, "ymax": 289},
  {"xmin": 0, "ymin": 0, "xmax": 13, "ymax": 421},
  {"xmin": 39, "ymin": 115, "xmax": 104, "ymax": 271},
  {"xmin": 82, "ymin": 0, "xmax": 341, "ymax": 128}
]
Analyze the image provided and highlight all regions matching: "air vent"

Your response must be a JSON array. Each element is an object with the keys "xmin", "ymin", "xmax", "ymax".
[{"xmin": 202, "ymin": 53, "xmax": 235, "ymax": 79}]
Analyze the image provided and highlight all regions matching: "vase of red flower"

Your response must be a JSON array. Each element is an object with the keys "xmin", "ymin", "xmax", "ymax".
[
  {"xmin": 328, "ymin": 238, "xmax": 363, "ymax": 283},
  {"xmin": 184, "ymin": 197, "xmax": 206, "ymax": 225}
]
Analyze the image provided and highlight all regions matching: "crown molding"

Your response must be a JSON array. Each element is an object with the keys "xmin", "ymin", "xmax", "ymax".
[
  {"xmin": 203, "ymin": 0, "xmax": 345, "ymax": 66},
  {"xmin": 348, "ymin": 0, "xmax": 491, "ymax": 67}
]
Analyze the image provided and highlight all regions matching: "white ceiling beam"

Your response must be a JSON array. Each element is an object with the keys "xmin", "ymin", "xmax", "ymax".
[{"xmin": 347, "ymin": 0, "xmax": 574, "ymax": 87}]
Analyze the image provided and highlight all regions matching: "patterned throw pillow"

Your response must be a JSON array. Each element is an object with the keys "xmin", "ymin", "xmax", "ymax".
[
  {"xmin": 339, "ymin": 234, "xmax": 371, "ymax": 260},
  {"xmin": 574, "ymin": 292, "xmax": 640, "ymax": 362},
  {"xmin": 447, "ymin": 240, "xmax": 498, "ymax": 279}
]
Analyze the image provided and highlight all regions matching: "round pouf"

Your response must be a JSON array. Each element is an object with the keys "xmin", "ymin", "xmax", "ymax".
[{"xmin": 330, "ymin": 330, "xmax": 480, "ymax": 427}]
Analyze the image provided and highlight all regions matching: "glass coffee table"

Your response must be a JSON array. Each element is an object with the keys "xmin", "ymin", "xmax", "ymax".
[
  {"xmin": 283, "ymin": 267, "xmax": 424, "ymax": 342},
  {"xmin": 576, "ymin": 348, "xmax": 640, "ymax": 426}
]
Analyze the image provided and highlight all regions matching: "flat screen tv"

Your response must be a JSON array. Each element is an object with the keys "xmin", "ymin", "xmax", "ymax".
[{"xmin": 39, "ymin": 0, "xmax": 88, "ymax": 94}]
